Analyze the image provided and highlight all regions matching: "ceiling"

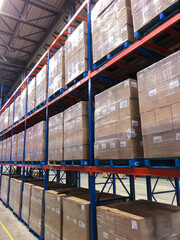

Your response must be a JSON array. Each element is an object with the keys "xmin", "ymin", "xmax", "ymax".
[{"xmin": 0, "ymin": 0, "xmax": 84, "ymax": 106}]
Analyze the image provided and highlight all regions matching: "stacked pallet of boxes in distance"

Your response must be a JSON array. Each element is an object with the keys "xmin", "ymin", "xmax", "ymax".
[
  {"xmin": 11, "ymin": 134, "xmax": 18, "ymax": 162},
  {"xmin": 25, "ymin": 126, "xmax": 34, "ymax": 162},
  {"xmin": 1, "ymin": 175, "xmax": 9, "ymax": 204},
  {"xmin": 49, "ymin": 112, "xmax": 64, "ymax": 163},
  {"xmin": 48, "ymin": 47, "xmax": 65, "ymax": 98},
  {"xmin": 17, "ymin": 131, "xmax": 24, "ymax": 162},
  {"xmin": 64, "ymin": 101, "xmax": 89, "ymax": 161},
  {"xmin": 28, "ymin": 77, "xmax": 36, "ymax": 113},
  {"xmin": 138, "ymin": 51, "xmax": 180, "ymax": 158},
  {"xmin": 2, "ymin": 139, "xmax": 7, "ymax": 162},
  {"xmin": 63, "ymin": 193, "xmax": 128, "ymax": 240},
  {"xmin": 6, "ymin": 137, "xmax": 11, "ymax": 162},
  {"xmin": 45, "ymin": 187, "xmax": 90, "ymax": 240},
  {"xmin": 3, "ymin": 107, "xmax": 9, "ymax": 130},
  {"xmin": 65, "ymin": 21, "xmax": 88, "ymax": 86},
  {"xmin": 92, "ymin": 0, "xmax": 134, "ymax": 65},
  {"xmin": 14, "ymin": 89, "xmax": 27, "ymax": 122},
  {"xmin": 131, "ymin": 0, "xmax": 178, "ymax": 34},
  {"xmin": 97, "ymin": 200, "xmax": 180, "ymax": 240},
  {"xmin": 0, "ymin": 112, "xmax": 3, "ymax": 132},
  {"xmin": 0, "ymin": 141, "xmax": 2, "ymax": 161},
  {"xmin": 9, "ymin": 102, "xmax": 14, "ymax": 126},
  {"xmin": 95, "ymin": 79, "xmax": 143, "ymax": 161},
  {"xmin": 36, "ymin": 65, "xmax": 47, "ymax": 107},
  {"xmin": 9, "ymin": 178, "xmax": 22, "ymax": 216}
]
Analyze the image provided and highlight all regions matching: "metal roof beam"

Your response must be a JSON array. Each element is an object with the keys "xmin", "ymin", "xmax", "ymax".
[
  {"xmin": 0, "ymin": 30, "xmax": 38, "ymax": 43},
  {"xmin": 0, "ymin": 11, "xmax": 46, "ymax": 31},
  {"xmin": 0, "ymin": 56, "xmax": 25, "ymax": 68},
  {"xmin": 0, "ymin": 44, "xmax": 31, "ymax": 54}
]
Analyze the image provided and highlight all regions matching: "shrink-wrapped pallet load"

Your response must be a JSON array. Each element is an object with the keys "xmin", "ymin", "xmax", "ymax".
[
  {"xmin": 0, "ymin": 140, "xmax": 3, "ymax": 161},
  {"xmin": 6, "ymin": 137, "xmax": 11, "ymax": 162},
  {"xmin": 3, "ymin": 107, "xmax": 9, "ymax": 130},
  {"xmin": 25, "ymin": 126, "xmax": 34, "ymax": 162},
  {"xmin": 92, "ymin": 0, "xmax": 134, "ymax": 64},
  {"xmin": 11, "ymin": 134, "xmax": 18, "ymax": 162},
  {"xmin": 1, "ymin": 175, "xmax": 9, "ymax": 204},
  {"xmin": 131, "ymin": 0, "xmax": 178, "ymax": 34},
  {"xmin": 0, "ymin": 112, "xmax": 3, "ymax": 132},
  {"xmin": 97, "ymin": 200, "xmax": 180, "ymax": 240},
  {"xmin": 138, "ymin": 50, "xmax": 180, "ymax": 158},
  {"xmin": 33, "ymin": 121, "xmax": 46, "ymax": 162},
  {"xmin": 14, "ymin": 89, "xmax": 27, "ymax": 122},
  {"xmin": 28, "ymin": 77, "xmax": 36, "ymax": 113},
  {"xmin": 49, "ymin": 112, "xmax": 64, "ymax": 163},
  {"xmin": 17, "ymin": 131, "xmax": 24, "ymax": 162},
  {"xmin": 9, "ymin": 178, "xmax": 22, "ymax": 216},
  {"xmin": 48, "ymin": 47, "xmax": 65, "ymax": 98},
  {"xmin": 64, "ymin": 101, "xmax": 89, "ymax": 161},
  {"xmin": 36, "ymin": 65, "xmax": 47, "ymax": 107},
  {"xmin": 65, "ymin": 22, "xmax": 88, "ymax": 86},
  {"xmin": 95, "ymin": 79, "xmax": 143, "ymax": 160},
  {"xmin": 9, "ymin": 102, "xmax": 14, "ymax": 126},
  {"xmin": 2, "ymin": 139, "xmax": 7, "ymax": 162}
]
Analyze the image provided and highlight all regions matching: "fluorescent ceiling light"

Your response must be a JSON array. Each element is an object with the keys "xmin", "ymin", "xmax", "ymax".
[{"xmin": 0, "ymin": 0, "xmax": 4, "ymax": 9}]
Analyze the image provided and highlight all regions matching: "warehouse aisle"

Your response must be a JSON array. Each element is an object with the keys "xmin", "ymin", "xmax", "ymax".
[{"xmin": 0, "ymin": 202, "xmax": 36, "ymax": 240}]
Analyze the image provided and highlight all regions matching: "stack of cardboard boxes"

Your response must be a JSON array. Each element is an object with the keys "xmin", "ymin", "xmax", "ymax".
[
  {"xmin": 2, "ymin": 139, "xmax": 7, "ymax": 162},
  {"xmin": 9, "ymin": 102, "xmax": 14, "ymax": 126},
  {"xmin": 25, "ymin": 126, "xmax": 34, "ymax": 162},
  {"xmin": 9, "ymin": 178, "xmax": 22, "ymax": 216},
  {"xmin": 48, "ymin": 47, "xmax": 65, "ymax": 97},
  {"xmin": 65, "ymin": 22, "xmax": 88, "ymax": 85},
  {"xmin": 17, "ymin": 131, "xmax": 24, "ymax": 162},
  {"xmin": 36, "ymin": 65, "xmax": 47, "ymax": 107},
  {"xmin": 49, "ymin": 112, "xmax": 64, "ymax": 162},
  {"xmin": 64, "ymin": 101, "xmax": 89, "ymax": 161},
  {"xmin": 95, "ymin": 79, "xmax": 143, "ymax": 160},
  {"xmin": 92, "ymin": 0, "xmax": 134, "ymax": 64},
  {"xmin": 1, "ymin": 175, "xmax": 9, "ymax": 204},
  {"xmin": 97, "ymin": 200, "xmax": 180, "ymax": 240},
  {"xmin": 138, "ymin": 51, "xmax": 180, "ymax": 158},
  {"xmin": 11, "ymin": 134, "xmax": 18, "ymax": 162},
  {"xmin": 6, "ymin": 137, "xmax": 11, "ymax": 162},
  {"xmin": 14, "ymin": 89, "xmax": 27, "ymax": 122},
  {"xmin": 131, "ymin": 0, "xmax": 178, "ymax": 33},
  {"xmin": 4, "ymin": 107, "xmax": 9, "ymax": 130},
  {"xmin": 28, "ymin": 77, "xmax": 36, "ymax": 113}
]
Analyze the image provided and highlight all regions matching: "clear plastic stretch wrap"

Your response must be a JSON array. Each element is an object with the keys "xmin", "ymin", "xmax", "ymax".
[
  {"xmin": 138, "ymin": 50, "xmax": 180, "ymax": 158},
  {"xmin": 0, "ymin": 141, "xmax": 2, "ymax": 161},
  {"xmin": 33, "ymin": 121, "xmax": 46, "ymax": 162},
  {"xmin": 28, "ymin": 77, "xmax": 36, "ymax": 113},
  {"xmin": 22, "ymin": 182, "xmax": 34, "ymax": 224},
  {"xmin": 92, "ymin": 0, "xmax": 134, "ymax": 64},
  {"xmin": 11, "ymin": 134, "xmax": 18, "ymax": 162},
  {"xmin": 65, "ymin": 21, "xmax": 88, "ymax": 86},
  {"xmin": 17, "ymin": 131, "xmax": 24, "ymax": 161},
  {"xmin": 64, "ymin": 101, "xmax": 89, "ymax": 160},
  {"xmin": 1, "ymin": 175, "xmax": 9, "ymax": 204},
  {"xmin": 94, "ymin": 79, "xmax": 143, "ymax": 160},
  {"xmin": 97, "ymin": 200, "xmax": 180, "ymax": 240},
  {"xmin": 14, "ymin": 88, "xmax": 27, "ymax": 122},
  {"xmin": 49, "ymin": 112, "xmax": 64, "ymax": 162},
  {"xmin": 9, "ymin": 178, "xmax": 22, "ymax": 216},
  {"xmin": 6, "ymin": 137, "xmax": 11, "ymax": 162},
  {"xmin": 29, "ymin": 185, "xmax": 44, "ymax": 236},
  {"xmin": 2, "ymin": 139, "xmax": 7, "ymax": 162},
  {"xmin": 0, "ymin": 111, "xmax": 4, "ymax": 132},
  {"xmin": 131, "ymin": 0, "xmax": 178, "ymax": 33},
  {"xmin": 49, "ymin": 47, "xmax": 65, "ymax": 97},
  {"xmin": 36, "ymin": 65, "xmax": 47, "ymax": 107},
  {"xmin": 3, "ymin": 107, "xmax": 9, "ymax": 130},
  {"xmin": 9, "ymin": 102, "xmax": 14, "ymax": 126},
  {"xmin": 25, "ymin": 126, "xmax": 34, "ymax": 162}
]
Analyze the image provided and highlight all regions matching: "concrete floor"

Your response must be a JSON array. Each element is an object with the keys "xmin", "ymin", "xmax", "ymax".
[
  {"xmin": 0, "ymin": 174, "xmax": 179, "ymax": 240},
  {"xmin": 0, "ymin": 202, "xmax": 36, "ymax": 240}
]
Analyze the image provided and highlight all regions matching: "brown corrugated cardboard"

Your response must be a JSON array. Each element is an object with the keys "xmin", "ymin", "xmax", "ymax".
[
  {"xmin": 6, "ymin": 137, "xmax": 11, "ymax": 162},
  {"xmin": 92, "ymin": 0, "xmax": 134, "ymax": 64},
  {"xmin": 2, "ymin": 139, "xmax": 7, "ymax": 162},
  {"xmin": 17, "ymin": 131, "xmax": 24, "ymax": 162},
  {"xmin": 36, "ymin": 65, "xmax": 47, "ymax": 107},
  {"xmin": 14, "ymin": 89, "xmax": 27, "ymax": 122},
  {"xmin": 9, "ymin": 178, "xmax": 22, "ymax": 216},
  {"xmin": 49, "ymin": 47, "xmax": 65, "ymax": 97},
  {"xmin": 28, "ymin": 77, "xmax": 36, "ymax": 113},
  {"xmin": 11, "ymin": 134, "xmax": 18, "ymax": 162},
  {"xmin": 1, "ymin": 175, "xmax": 9, "ymax": 204}
]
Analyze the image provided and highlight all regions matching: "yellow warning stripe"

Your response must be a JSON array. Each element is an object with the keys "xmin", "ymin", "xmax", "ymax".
[{"xmin": 0, "ymin": 221, "xmax": 14, "ymax": 240}]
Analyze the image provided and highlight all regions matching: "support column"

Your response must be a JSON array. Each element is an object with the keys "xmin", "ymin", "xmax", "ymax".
[
  {"xmin": 129, "ymin": 175, "xmax": 135, "ymax": 201},
  {"xmin": 146, "ymin": 176, "xmax": 152, "ymax": 201},
  {"xmin": 175, "ymin": 178, "xmax": 180, "ymax": 206}
]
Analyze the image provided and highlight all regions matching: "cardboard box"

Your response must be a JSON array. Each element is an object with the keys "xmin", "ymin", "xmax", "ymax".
[
  {"xmin": 1, "ymin": 175, "xmax": 9, "ymax": 204},
  {"xmin": 14, "ymin": 89, "xmax": 27, "ymax": 122},
  {"xmin": 25, "ymin": 126, "xmax": 34, "ymax": 162},
  {"xmin": 17, "ymin": 131, "xmax": 24, "ymax": 162},
  {"xmin": 97, "ymin": 200, "xmax": 180, "ymax": 240},
  {"xmin": 2, "ymin": 139, "xmax": 7, "ymax": 162},
  {"xmin": 11, "ymin": 134, "xmax": 18, "ymax": 162},
  {"xmin": 65, "ymin": 22, "xmax": 88, "ymax": 85},
  {"xmin": 33, "ymin": 121, "xmax": 46, "ymax": 162},
  {"xmin": 0, "ymin": 140, "xmax": 3, "ymax": 161},
  {"xmin": 49, "ymin": 112, "xmax": 64, "ymax": 162},
  {"xmin": 6, "ymin": 137, "xmax": 11, "ymax": 162},
  {"xmin": 92, "ymin": 0, "xmax": 134, "ymax": 64},
  {"xmin": 9, "ymin": 178, "xmax": 22, "ymax": 216},
  {"xmin": 95, "ymin": 79, "xmax": 143, "ymax": 159},
  {"xmin": 131, "ymin": 0, "xmax": 178, "ymax": 33},
  {"xmin": 64, "ymin": 101, "xmax": 89, "ymax": 160},
  {"xmin": 36, "ymin": 65, "xmax": 47, "ymax": 107},
  {"xmin": 49, "ymin": 47, "xmax": 65, "ymax": 97},
  {"xmin": 3, "ymin": 107, "xmax": 9, "ymax": 130},
  {"xmin": 28, "ymin": 77, "xmax": 36, "ymax": 113}
]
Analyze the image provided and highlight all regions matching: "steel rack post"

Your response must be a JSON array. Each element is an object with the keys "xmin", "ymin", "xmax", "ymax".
[
  {"xmin": 0, "ymin": 165, "xmax": 3, "ymax": 192},
  {"xmin": 175, "ymin": 178, "xmax": 180, "ymax": 206},
  {"xmin": 146, "ymin": 176, "xmax": 152, "ymax": 201},
  {"xmin": 56, "ymin": 170, "xmax": 60, "ymax": 182},
  {"xmin": 112, "ymin": 174, "xmax": 116, "ymax": 194},
  {"xmin": 129, "ymin": 175, "xmax": 135, "ymax": 201},
  {"xmin": 42, "ymin": 51, "xmax": 50, "ymax": 240},
  {"xmin": 88, "ymin": 1, "xmax": 96, "ymax": 240},
  {"xmin": 0, "ymin": 82, "xmax": 3, "ymax": 109}
]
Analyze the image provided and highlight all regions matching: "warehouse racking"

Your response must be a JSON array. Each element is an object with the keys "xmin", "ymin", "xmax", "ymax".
[{"xmin": 0, "ymin": 0, "xmax": 180, "ymax": 239}]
